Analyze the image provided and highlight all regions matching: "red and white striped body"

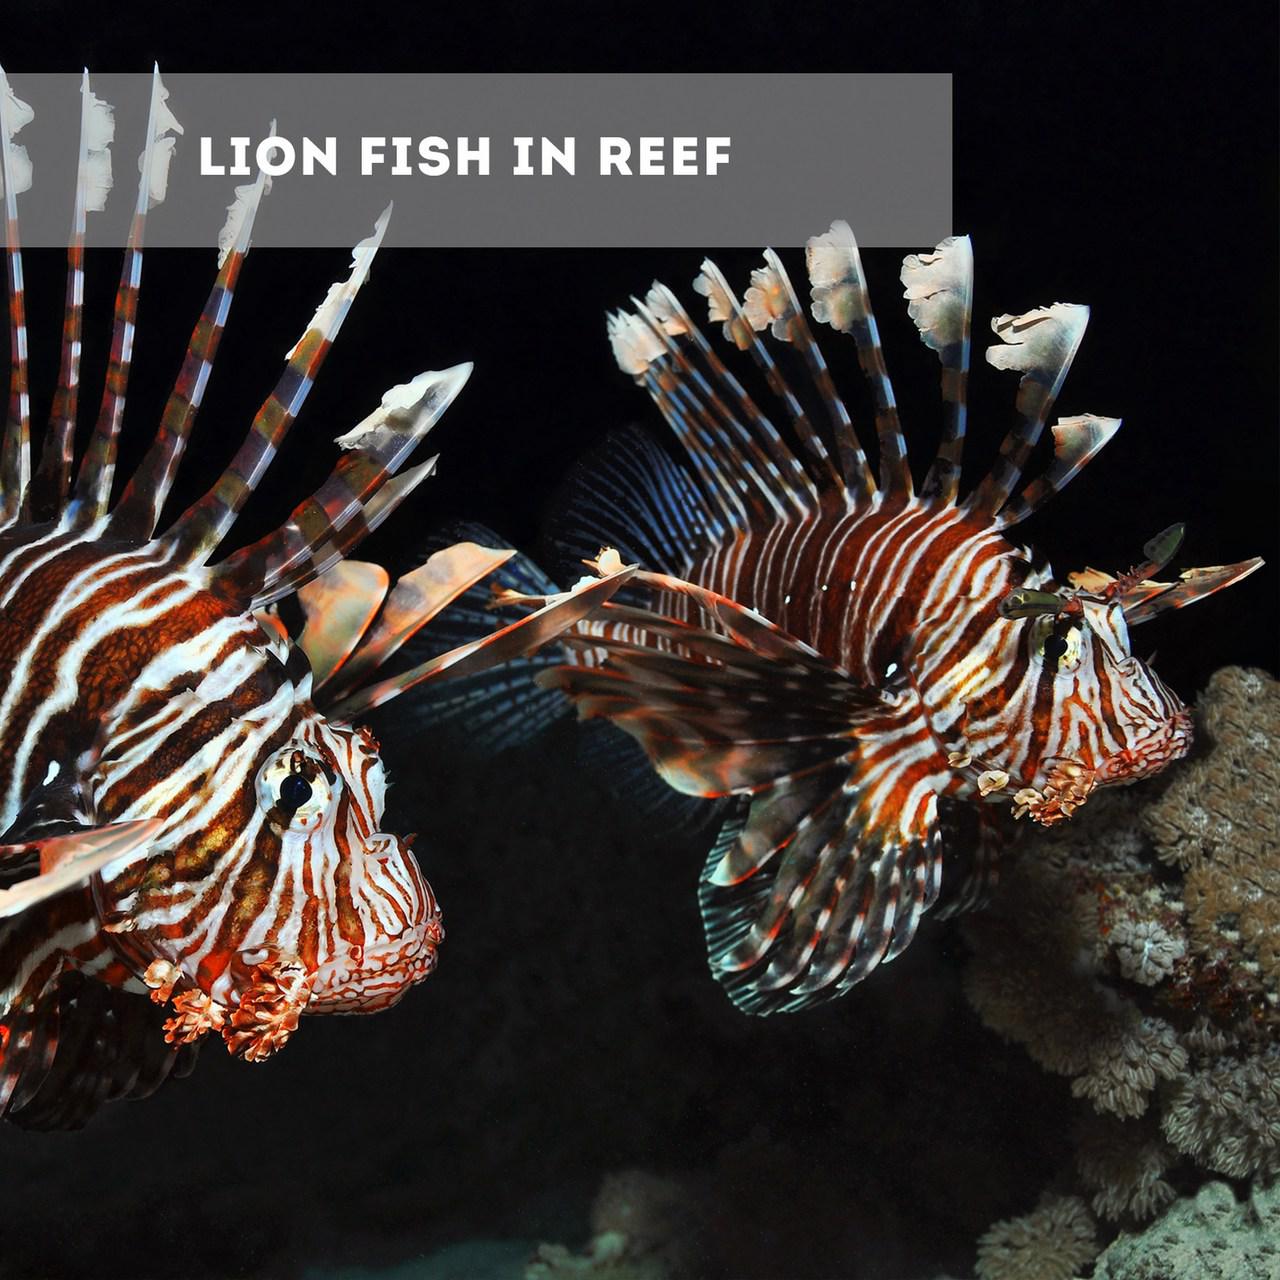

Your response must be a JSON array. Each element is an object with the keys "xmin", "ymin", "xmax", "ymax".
[{"xmin": 543, "ymin": 223, "xmax": 1258, "ymax": 1013}]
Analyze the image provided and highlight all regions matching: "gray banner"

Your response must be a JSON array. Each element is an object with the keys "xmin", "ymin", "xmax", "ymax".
[{"xmin": 3, "ymin": 73, "xmax": 951, "ymax": 249}]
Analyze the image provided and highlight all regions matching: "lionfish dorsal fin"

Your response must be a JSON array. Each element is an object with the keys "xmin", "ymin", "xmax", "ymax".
[
  {"xmin": 744, "ymin": 248, "xmax": 879, "ymax": 494},
  {"xmin": 806, "ymin": 220, "xmax": 911, "ymax": 499},
  {"xmin": 704, "ymin": 252, "xmax": 854, "ymax": 495},
  {"xmin": 969, "ymin": 301, "xmax": 1090, "ymax": 519},
  {"xmin": 162, "ymin": 205, "xmax": 391, "ymax": 565},
  {"xmin": 28, "ymin": 72, "xmax": 116, "ymax": 524},
  {"xmin": 108, "ymin": 153, "xmax": 273, "ymax": 541},
  {"xmin": 0, "ymin": 68, "xmax": 34, "ymax": 532},
  {"xmin": 901, "ymin": 235, "xmax": 973, "ymax": 504},
  {"xmin": 68, "ymin": 66, "xmax": 183, "ymax": 528},
  {"xmin": 998, "ymin": 412, "xmax": 1122, "ymax": 527},
  {"xmin": 604, "ymin": 295, "xmax": 796, "ymax": 532},
  {"xmin": 639, "ymin": 280, "xmax": 800, "ymax": 523},
  {"xmin": 211, "ymin": 362, "xmax": 470, "ymax": 609}
]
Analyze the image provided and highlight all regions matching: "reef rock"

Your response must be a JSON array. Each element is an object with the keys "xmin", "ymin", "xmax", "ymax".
[{"xmin": 1092, "ymin": 1180, "xmax": 1280, "ymax": 1279}]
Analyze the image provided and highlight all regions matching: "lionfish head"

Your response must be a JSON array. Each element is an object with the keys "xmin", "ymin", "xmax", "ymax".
[
  {"xmin": 251, "ymin": 714, "xmax": 441, "ymax": 1015},
  {"xmin": 92, "ymin": 624, "xmax": 441, "ymax": 1018},
  {"xmin": 987, "ymin": 520, "xmax": 1265, "ymax": 825},
  {"xmin": 1016, "ymin": 590, "xmax": 1194, "ymax": 791}
]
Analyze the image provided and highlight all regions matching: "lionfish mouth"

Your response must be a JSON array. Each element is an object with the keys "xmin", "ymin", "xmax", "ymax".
[
  {"xmin": 307, "ymin": 914, "xmax": 445, "ymax": 1014},
  {"xmin": 1094, "ymin": 708, "xmax": 1195, "ymax": 785}
]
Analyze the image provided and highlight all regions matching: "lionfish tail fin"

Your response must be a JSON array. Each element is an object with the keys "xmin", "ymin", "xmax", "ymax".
[
  {"xmin": 805, "ymin": 220, "xmax": 911, "ymax": 499},
  {"xmin": 164, "ymin": 206, "xmax": 392, "ymax": 565},
  {"xmin": 901, "ymin": 235, "xmax": 973, "ymax": 504},
  {"xmin": 69, "ymin": 66, "xmax": 183, "ymax": 526},
  {"xmin": 0, "ymin": 69, "xmax": 34, "ymax": 531},
  {"xmin": 29, "ymin": 73, "xmax": 116, "ymax": 523},
  {"xmin": 109, "ymin": 142, "xmax": 274, "ymax": 540},
  {"xmin": 210, "ymin": 361, "xmax": 470, "ymax": 608},
  {"xmin": 539, "ymin": 570, "xmax": 945, "ymax": 1013},
  {"xmin": 969, "ymin": 301, "xmax": 1104, "ymax": 521}
]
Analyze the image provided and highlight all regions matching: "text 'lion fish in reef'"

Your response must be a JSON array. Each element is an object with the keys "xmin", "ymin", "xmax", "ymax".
[
  {"xmin": 0, "ymin": 70, "xmax": 625, "ymax": 1127},
  {"xmin": 540, "ymin": 223, "xmax": 1263, "ymax": 1015}
]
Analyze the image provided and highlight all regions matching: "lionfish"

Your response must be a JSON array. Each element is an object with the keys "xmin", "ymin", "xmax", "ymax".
[
  {"xmin": 0, "ymin": 70, "xmax": 625, "ymax": 1127},
  {"xmin": 530, "ymin": 223, "xmax": 1263, "ymax": 1014}
]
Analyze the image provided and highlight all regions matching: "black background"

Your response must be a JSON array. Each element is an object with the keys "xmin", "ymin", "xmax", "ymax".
[{"xmin": 0, "ymin": 4, "xmax": 1276, "ymax": 1279}]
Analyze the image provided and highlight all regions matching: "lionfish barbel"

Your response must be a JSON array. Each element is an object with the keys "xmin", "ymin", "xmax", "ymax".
[
  {"xmin": 0, "ymin": 70, "xmax": 626, "ymax": 1126},
  {"xmin": 540, "ymin": 223, "xmax": 1263, "ymax": 1014}
]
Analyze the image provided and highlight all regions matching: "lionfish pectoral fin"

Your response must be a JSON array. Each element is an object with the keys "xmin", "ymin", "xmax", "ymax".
[
  {"xmin": 327, "ymin": 563, "xmax": 637, "ymax": 722},
  {"xmin": 334, "ymin": 526, "xmax": 570, "ymax": 752},
  {"xmin": 0, "ymin": 818, "xmax": 164, "ymax": 920},
  {"xmin": 322, "ymin": 536, "xmax": 517, "ymax": 699},
  {"xmin": 295, "ymin": 560, "xmax": 391, "ymax": 691},
  {"xmin": 538, "ymin": 579, "xmax": 944, "ymax": 1014},
  {"xmin": 930, "ymin": 798, "xmax": 1010, "ymax": 920}
]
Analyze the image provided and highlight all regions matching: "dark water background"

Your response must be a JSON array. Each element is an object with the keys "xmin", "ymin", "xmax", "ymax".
[{"xmin": 0, "ymin": 4, "xmax": 1276, "ymax": 1277}]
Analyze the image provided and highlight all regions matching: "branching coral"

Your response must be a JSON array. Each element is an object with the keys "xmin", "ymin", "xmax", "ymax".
[
  {"xmin": 963, "ymin": 666, "xmax": 1280, "ymax": 1244},
  {"xmin": 974, "ymin": 1193, "xmax": 1098, "ymax": 1280}
]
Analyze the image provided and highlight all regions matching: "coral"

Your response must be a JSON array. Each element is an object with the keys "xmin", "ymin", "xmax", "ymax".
[
  {"xmin": 1109, "ymin": 917, "xmax": 1185, "ymax": 986},
  {"xmin": 962, "ymin": 667, "xmax": 1280, "ymax": 1235},
  {"xmin": 1074, "ymin": 1113, "xmax": 1177, "ymax": 1221},
  {"xmin": 1144, "ymin": 666, "xmax": 1280, "ymax": 1012},
  {"xmin": 1160, "ymin": 1045, "xmax": 1280, "ymax": 1179},
  {"xmin": 527, "ymin": 1170, "xmax": 701, "ymax": 1280},
  {"xmin": 973, "ymin": 1193, "xmax": 1098, "ymax": 1280},
  {"xmin": 1070, "ymin": 1015, "xmax": 1186, "ymax": 1119},
  {"xmin": 526, "ymin": 1233, "xmax": 669, "ymax": 1280},
  {"xmin": 1092, "ymin": 1180, "xmax": 1280, "ymax": 1279}
]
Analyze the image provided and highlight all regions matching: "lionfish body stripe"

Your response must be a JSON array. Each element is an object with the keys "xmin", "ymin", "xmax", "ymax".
[
  {"xmin": 541, "ymin": 223, "xmax": 1263, "ymax": 1015},
  {"xmin": 0, "ymin": 72, "xmax": 628, "ymax": 1128}
]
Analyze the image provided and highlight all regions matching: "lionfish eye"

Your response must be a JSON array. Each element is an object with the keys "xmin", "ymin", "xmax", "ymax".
[
  {"xmin": 256, "ymin": 746, "xmax": 333, "ymax": 828},
  {"xmin": 1033, "ymin": 618, "xmax": 1083, "ymax": 672},
  {"xmin": 278, "ymin": 773, "xmax": 313, "ymax": 811},
  {"xmin": 1042, "ymin": 631, "xmax": 1069, "ymax": 662}
]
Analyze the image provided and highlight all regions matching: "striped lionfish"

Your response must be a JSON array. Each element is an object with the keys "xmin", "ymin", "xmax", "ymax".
[
  {"xmin": 0, "ymin": 70, "xmax": 626, "ymax": 1127},
  {"xmin": 532, "ymin": 223, "xmax": 1263, "ymax": 1014}
]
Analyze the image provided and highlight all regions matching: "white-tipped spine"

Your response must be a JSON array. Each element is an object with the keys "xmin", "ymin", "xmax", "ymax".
[
  {"xmin": 806, "ymin": 219, "xmax": 870, "ymax": 335},
  {"xmin": 135, "ymin": 65, "xmax": 184, "ymax": 218},
  {"xmin": 76, "ymin": 70, "xmax": 115, "ymax": 225},
  {"xmin": 900, "ymin": 235, "xmax": 973, "ymax": 354},
  {"xmin": 985, "ymin": 302, "xmax": 1090, "ymax": 400},
  {"xmin": 0, "ymin": 69, "xmax": 35, "ymax": 217},
  {"xmin": 286, "ymin": 204, "xmax": 391, "ymax": 358},
  {"xmin": 216, "ymin": 118, "xmax": 275, "ymax": 267}
]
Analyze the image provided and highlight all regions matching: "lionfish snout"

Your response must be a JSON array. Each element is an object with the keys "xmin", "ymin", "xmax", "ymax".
[
  {"xmin": 1094, "ymin": 705, "xmax": 1195, "ymax": 785},
  {"xmin": 307, "ymin": 832, "xmax": 444, "ymax": 1013}
]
